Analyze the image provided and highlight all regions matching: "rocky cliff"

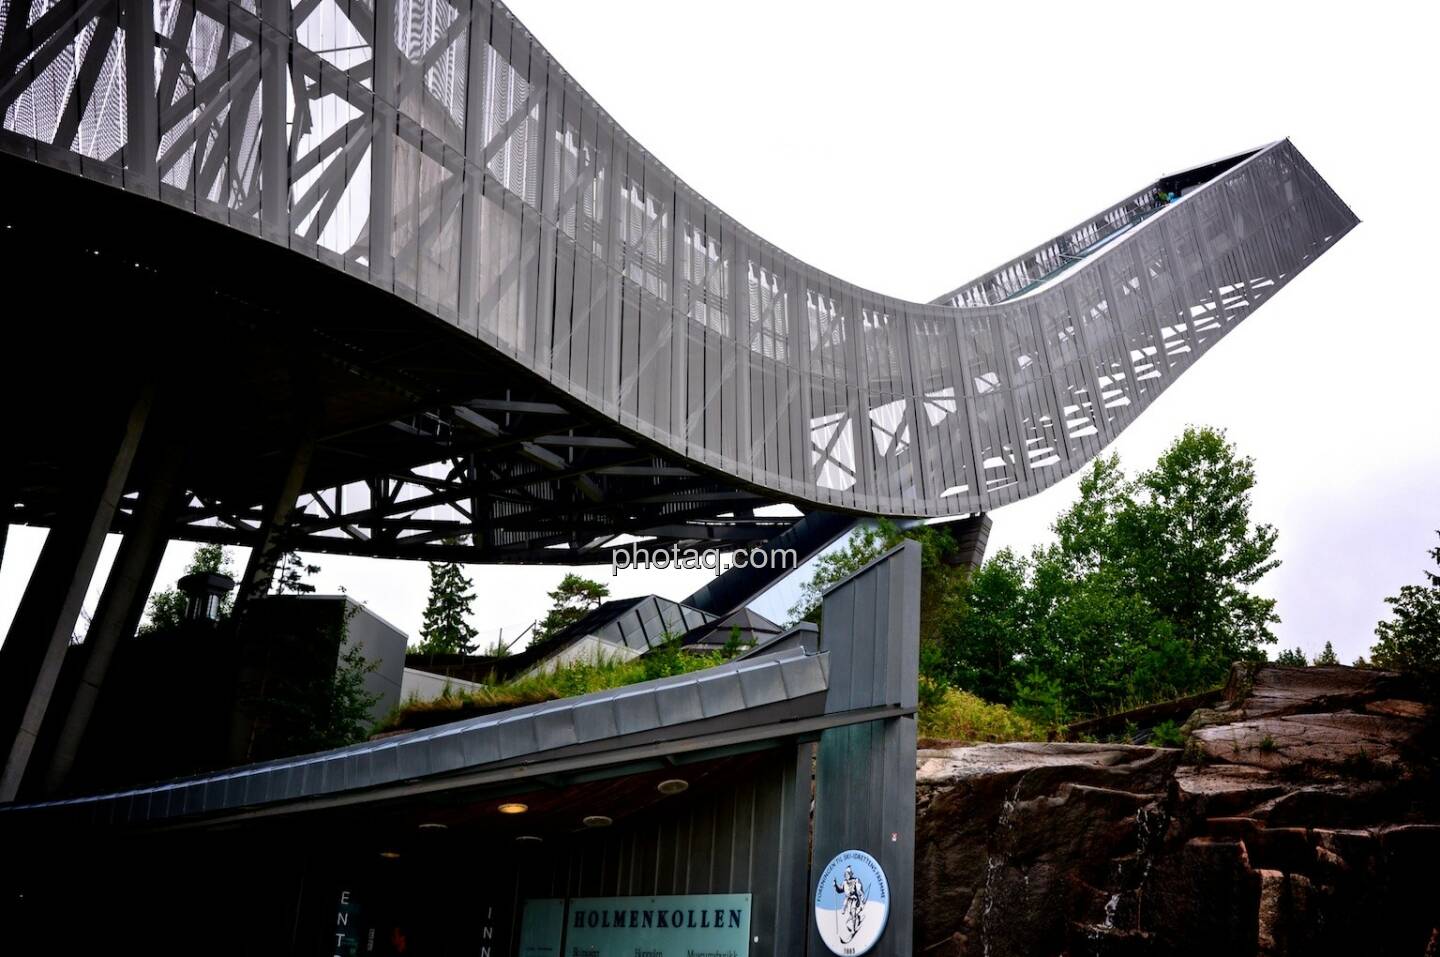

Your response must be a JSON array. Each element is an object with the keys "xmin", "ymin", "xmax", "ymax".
[{"xmin": 914, "ymin": 664, "xmax": 1438, "ymax": 956}]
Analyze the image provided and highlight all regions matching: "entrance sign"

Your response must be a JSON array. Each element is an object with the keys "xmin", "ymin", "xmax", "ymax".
[
  {"xmin": 815, "ymin": 850, "xmax": 889, "ymax": 955},
  {"xmin": 332, "ymin": 888, "xmax": 361, "ymax": 957},
  {"xmin": 560, "ymin": 894, "xmax": 751, "ymax": 956}
]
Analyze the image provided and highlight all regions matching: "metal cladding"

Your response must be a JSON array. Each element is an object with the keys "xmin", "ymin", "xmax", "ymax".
[
  {"xmin": 0, "ymin": 0, "xmax": 1356, "ymax": 519},
  {"xmin": 0, "ymin": 644, "xmax": 832, "ymax": 824}
]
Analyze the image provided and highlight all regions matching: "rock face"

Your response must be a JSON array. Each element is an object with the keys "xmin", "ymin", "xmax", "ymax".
[
  {"xmin": 914, "ymin": 665, "xmax": 1439, "ymax": 956},
  {"xmin": 1185, "ymin": 664, "xmax": 1430, "ymax": 774}
]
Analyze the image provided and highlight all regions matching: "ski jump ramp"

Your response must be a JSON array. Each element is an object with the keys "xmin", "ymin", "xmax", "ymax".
[{"xmin": 0, "ymin": 0, "xmax": 1356, "ymax": 560}]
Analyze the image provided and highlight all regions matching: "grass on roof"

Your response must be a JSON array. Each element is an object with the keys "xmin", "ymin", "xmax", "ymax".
[{"xmin": 375, "ymin": 640, "xmax": 735, "ymax": 734}]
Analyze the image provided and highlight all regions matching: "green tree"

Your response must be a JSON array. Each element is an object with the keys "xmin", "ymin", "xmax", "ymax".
[
  {"xmin": 787, "ymin": 523, "xmax": 889, "ymax": 625},
  {"xmin": 1112, "ymin": 427, "xmax": 1280, "ymax": 666},
  {"xmin": 1274, "ymin": 646, "xmax": 1308, "ymax": 667},
  {"xmin": 1012, "ymin": 669, "xmax": 1068, "ymax": 729},
  {"xmin": 720, "ymin": 625, "xmax": 752, "ymax": 659},
  {"xmin": 788, "ymin": 519, "xmax": 970, "ymax": 650},
  {"xmin": 139, "ymin": 543, "xmax": 236, "ymax": 635},
  {"xmin": 274, "ymin": 550, "xmax": 321, "ymax": 595},
  {"xmin": 932, "ymin": 426, "xmax": 1280, "ymax": 719},
  {"xmin": 1370, "ymin": 532, "xmax": 1440, "ymax": 691},
  {"xmin": 936, "ymin": 548, "xmax": 1031, "ymax": 703},
  {"xmin": 417, "ymin": 549, "xmax": 479, "ymax": 654},
  {"xmin": 535, "ymin": 573, "xmax": 610, "ymax": 642},
  {"xmin": 259, "ymin": 608, "xmax": 382, "ymax": 754},
  {"xmin": 323, "ymin": 640, "xmax": 383, "ymax": 746},
  {"xmin": 1313, "ymin": 640, "xmax": 1340, "ymax": 666}
]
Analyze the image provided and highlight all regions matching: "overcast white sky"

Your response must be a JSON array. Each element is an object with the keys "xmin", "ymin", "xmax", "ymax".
[{"xmin": 2, "ymin": 0, "xmax": 1436, "ymax": 664}]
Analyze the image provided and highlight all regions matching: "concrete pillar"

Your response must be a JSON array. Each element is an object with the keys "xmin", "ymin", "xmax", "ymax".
[
  {"xmin": 41, "ymin": 442, "xmax": 185, "ymax": 795},
  {"xmin": 234, "ymin": 434, "xmax": 314, "ymax": 612},
  {"xmin": 944, "ymin": 512, "xmax": 992, "ymax": 571},
  {"xmin": 0, "ymin": 391, "xmax": 151, "ymax": 801},
  {"xmin": 227, "ymin": 434, "xmax": 314, "ymax": 765}
]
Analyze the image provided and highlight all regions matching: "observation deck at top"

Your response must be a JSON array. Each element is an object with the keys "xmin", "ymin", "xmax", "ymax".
[{"xmin": 0, "ymin": 0, "xmax": 1356, "ymax": 564}]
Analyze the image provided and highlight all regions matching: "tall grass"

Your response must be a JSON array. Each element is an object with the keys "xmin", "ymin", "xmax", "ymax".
[
  {"xmin": 382, "ymin": 642, "xmax": 1049, "ymax": 745},
  {"xmin": 917, "ymin": 680, "xmax": 1047, "ymax": 743},
  {"xmin": 377, "ymin": 642, "xmax": 728, "ymax": 733}
]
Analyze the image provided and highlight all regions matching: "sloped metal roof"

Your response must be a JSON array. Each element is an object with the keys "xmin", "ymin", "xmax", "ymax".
[{"xmin": 1, "ymin": 646, "xmax": 829, "ymax": 826}]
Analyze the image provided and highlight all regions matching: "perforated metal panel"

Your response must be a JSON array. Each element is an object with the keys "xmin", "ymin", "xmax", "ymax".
[{"xmin": 0, "ymin": 0, "xmax": 1357, "ymax": 519}]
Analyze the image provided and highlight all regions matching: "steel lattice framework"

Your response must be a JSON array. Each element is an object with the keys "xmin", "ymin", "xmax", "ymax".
[{"xmin": 0, "ymin": 0, "xmax": 1356, "ymax": 562}]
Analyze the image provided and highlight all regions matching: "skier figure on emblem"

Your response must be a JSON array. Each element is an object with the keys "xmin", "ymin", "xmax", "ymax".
[{"xmin": 834, "ymin": 864, "xmax": 867, "ymax": 943}]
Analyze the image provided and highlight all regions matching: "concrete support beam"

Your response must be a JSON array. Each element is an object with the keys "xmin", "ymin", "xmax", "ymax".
[
  {"xmin": 234, "ymin": 434, "xmax": 314, "ymax": 611},
  {"xmin": 41, "ymin": 442, "xmax": 185, "ymax": 796},
  {"xmin": 227, "ymin": 433, "xmax": 314, "ymax": 765},
  {"xmin": 944, "ymin": 511, "xmax": 992, "ymax": 571},
  {"xmin": 0, "ymin": 391, "xmax": 151, "ymax": 802}
]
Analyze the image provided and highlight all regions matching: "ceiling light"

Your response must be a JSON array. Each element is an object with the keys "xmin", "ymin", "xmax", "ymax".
[
  {"xmin": 417, "ymin": 822, "xmax": 449, "ymax": 831},
  {"xmin": 515, "ymin": 835, "xmax": 544, "ymax": 844},
  {"xmin": 582, "ymin": 814, "xmax": 613, "ymax": 828},
  {"xmin": 656, "ymin": 779, "xmax": 689, "ymax": 796},
  {"xmin": 498, "ymin": 802, "xmax": 529, "ymax": 815},
  {"xmin": 379, "ymin": 850, "xmax": 401, "ymax": 859}
]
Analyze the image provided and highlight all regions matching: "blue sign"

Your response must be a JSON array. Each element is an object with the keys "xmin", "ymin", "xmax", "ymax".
[
  {"xmin": 545, "ymin": 894, "xmax": 751, "ymax": 956},
  {"xmin": 815, "ymin": 849, "xmax": 889, "ymax": 955}
]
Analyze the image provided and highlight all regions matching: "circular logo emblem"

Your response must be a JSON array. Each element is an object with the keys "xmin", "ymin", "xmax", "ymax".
[{"xmin": 814, "ymin": 849, "xmax": 889, "ymax": 955}]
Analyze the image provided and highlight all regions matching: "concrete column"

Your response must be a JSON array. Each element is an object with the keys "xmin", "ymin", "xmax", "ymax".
[
  {"xmin": 0, "ymin": 391, "xmax": 151, "ymax": 802},
  {"xmin": 226, "ymin": 432, "xmax": 314, "ymax": 764},
  {"xmin": 41, "ymin": 442, "xmax": 185, "ymax": 795},
  {"xmin": 234, "ymin": 433, "xmax": 314, "ymax": 612},
  {"xmin": 944, "ymin": 512, "xmax": 992, "ymax": 571}
]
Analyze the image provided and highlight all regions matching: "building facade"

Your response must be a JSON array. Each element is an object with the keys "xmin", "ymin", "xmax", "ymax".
[{"xmin": 2, "ymin": 544, "xmax": 923, "ymax": 957}]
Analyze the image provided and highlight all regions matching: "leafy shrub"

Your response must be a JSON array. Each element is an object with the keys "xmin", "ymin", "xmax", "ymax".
[
  {"xmin": 1274, "ymin": 647, "xmax": 1308, "ymax": 667},
  {"xmin": 1150, "ymin": 719, "xmax": 1185, "ymax": 748},
  {"xmin": 1012, "ymin": 670, "xmax": 1068, "ymax": 730},
  {"xmin": 918, "ymin": 685, "xmax": 1046, "ymax": 742},
  {"xmin": 1370, "ymin": 531, "xmax": 1440, "ymax": 696},
  {"xmin": 917, "ymin": 675, "xmax": 948, "ymax": 715}
]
